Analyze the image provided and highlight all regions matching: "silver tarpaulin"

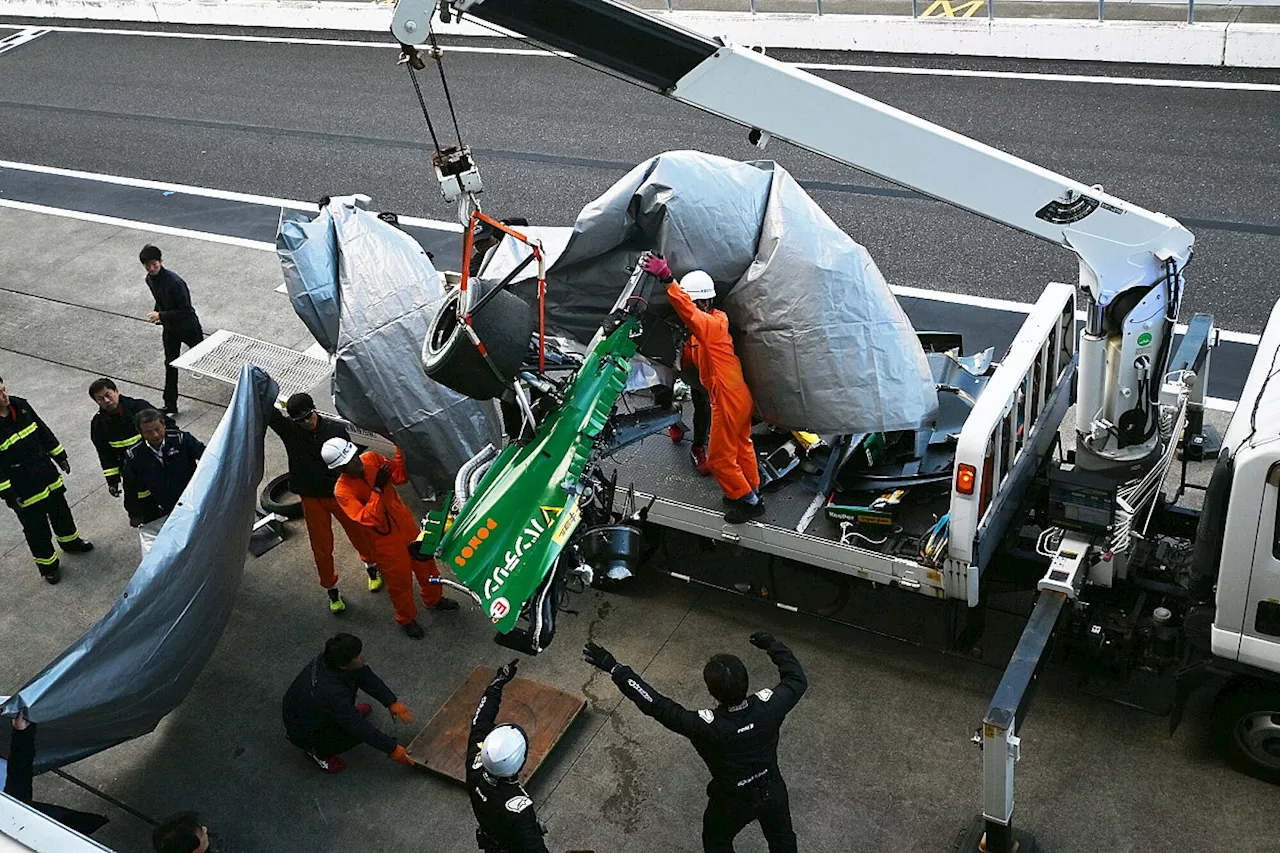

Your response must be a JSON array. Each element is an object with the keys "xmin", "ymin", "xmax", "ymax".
[
  {"xmin": 329, "ymin": 202, "xmax": 502, "ymax": 496},
  {"xmin": 277, "ymin": 207, "xmax": 341, "ymax": 353},
  {"xmin": 0, "ymin": 366, "xmax": 277, "ymax": 772},
  {"xmin": 502, "ymin": 150, "xmax": 937, "ymax": 434}
]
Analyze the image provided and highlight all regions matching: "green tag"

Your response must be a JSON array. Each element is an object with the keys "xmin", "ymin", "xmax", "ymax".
[{"xmin": 1137, "ymin": 332, "xmax": 1152, "ymax": 347}]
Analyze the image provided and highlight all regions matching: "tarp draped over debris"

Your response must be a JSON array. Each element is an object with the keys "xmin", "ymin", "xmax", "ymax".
[
  {"xmin": 505, "ymin": 150, "xmax": 937, "ymax": 434},
  {"xmin": 276, "ymin": 199, "xmax": 502, "ymax": 497},
  {"xmin": 0, "ymin": 366, "xmax": 277, "ymax": 772}
]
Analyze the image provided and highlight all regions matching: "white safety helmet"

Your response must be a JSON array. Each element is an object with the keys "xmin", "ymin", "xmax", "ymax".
[
  {"xmin": 321, "ymin": 437, "xmax": 358, "ymax": 470},
  {"xmin": 676, "ymin": 270, "xmax": 716, "ymax": 301},
  {"xmin": 480, "ymin": 724, "xmax": 529, "ymax": 779}
]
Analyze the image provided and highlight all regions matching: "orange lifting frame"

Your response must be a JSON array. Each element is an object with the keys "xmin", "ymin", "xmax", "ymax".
[{"xmin": 459, "ymin": 211, "xmax": 549, "ymax": 377}]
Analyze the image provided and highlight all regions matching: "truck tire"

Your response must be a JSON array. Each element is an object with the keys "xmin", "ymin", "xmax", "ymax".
[
  {"xmin": 422, "ymin": 284, "xmax": 536, "ymax": 400},
  {"xmin": 1210, "ymin": 680, "xmax": 1280, "ymax": 784},
  {"xmin": 260, "ymin": 473, "xmax": 304, "ymax": 520}
]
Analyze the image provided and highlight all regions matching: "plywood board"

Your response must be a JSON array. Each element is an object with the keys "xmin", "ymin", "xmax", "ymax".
[{"xmin": 406, "ymin": 666, "xmax": 586, "ymax": 784}]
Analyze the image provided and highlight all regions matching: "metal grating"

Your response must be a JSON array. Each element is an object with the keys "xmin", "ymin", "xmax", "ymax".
[{"xmin": 171, "ymin": 330, "xmax": 332, "ymax": 397}]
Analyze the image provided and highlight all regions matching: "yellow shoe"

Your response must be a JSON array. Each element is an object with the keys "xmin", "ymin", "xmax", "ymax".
[
  {"xmin": 328, "ymin": 591, "xmax": 347, "ymax": 614},
  {"xmin": 367, "ymin": 569, "xmax": 384, "ymax": 593}
]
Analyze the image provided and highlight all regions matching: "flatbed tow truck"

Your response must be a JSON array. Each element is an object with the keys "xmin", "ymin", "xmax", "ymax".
[{"xmin": 163, "ymin": 1, "xmax": 1280, "ymax": 849}]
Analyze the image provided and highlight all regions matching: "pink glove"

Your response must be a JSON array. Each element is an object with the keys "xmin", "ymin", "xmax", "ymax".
[{"xmin": 642, "ymin": 255, "xmax": 672, "ymax": 281}]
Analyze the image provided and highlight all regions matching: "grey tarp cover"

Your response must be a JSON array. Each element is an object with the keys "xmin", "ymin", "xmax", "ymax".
[
  {"xmin": 502, "ymin": 150, "xmax": 937, "ymax": 433},
  {"xmin": 277, "ymin": 207, "xmax": 340, "ymax": 353},
  {"xmin": 0, "ymin": 366, "xmax": 277, "ymax": 772},
  {"xmin": 329, "ymin": 202, "xmax": 502, "ymax": 496}
]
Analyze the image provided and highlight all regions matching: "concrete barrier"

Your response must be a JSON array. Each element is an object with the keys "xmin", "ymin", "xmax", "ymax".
[{"xmin": 5, "ymin": 0, "xmax": 1278, "ymax": 67}]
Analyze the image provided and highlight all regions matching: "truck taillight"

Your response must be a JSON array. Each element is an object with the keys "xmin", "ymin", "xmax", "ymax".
[{"xmin": 956, "ymin": 463, "xmax": 976, "ymax": 495}]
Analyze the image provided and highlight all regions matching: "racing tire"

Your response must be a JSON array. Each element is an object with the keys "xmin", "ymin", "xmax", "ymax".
[
  {"xmin": 260, "ymin": 473, "xmax": 304, "ymax": 520},
  {"xmin": 1210, "ymin": 680, "xmax": 1280, "ymax": 784},
  {"xmin": 422, "ymin": 283, "xmax": 536, "ymax": 400}
]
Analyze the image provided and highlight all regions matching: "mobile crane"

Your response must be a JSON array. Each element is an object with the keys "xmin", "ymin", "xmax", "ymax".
[{"xmin": 390, "ymin": 2, "xmax": 1280, "ymax": 851}]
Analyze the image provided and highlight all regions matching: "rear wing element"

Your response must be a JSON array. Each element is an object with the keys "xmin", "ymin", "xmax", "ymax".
[{"xmin": 947, "ymin": 283, "xmax": 1078, "ymax": 604}]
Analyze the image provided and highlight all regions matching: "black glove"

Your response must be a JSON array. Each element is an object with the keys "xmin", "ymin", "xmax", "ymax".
[
  {"xmin": 374, "ymin": 464, "xmax": 393, "ymax": 490},
  {"xmin": 107, "ymin": 476, "xmax": 122, "ymax": 498},
  {"xmin": 56, "ymin": 456, "xmax": 71, "ymax": 475},
  {"xmin": 583, "ymin": 642, "xmax": 617, "ymax": 674},
  {"xmin": 129, "ymin": 516, "xmax": 144, "ymax": 528},
  {"xmin": 749, "ymin": 632, "xmax": 777, "ymax": 651},
  {"xmin": 491, "ymin": 659, "xmax": 519, "ymax": 689}
]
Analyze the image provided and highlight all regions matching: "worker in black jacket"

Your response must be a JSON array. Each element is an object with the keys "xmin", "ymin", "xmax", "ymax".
[
  {"xmin": 467, "ymin": 659, "xmax": 549, "ymax": 853},
  {"xmin": 88, "ymin": 377, "xmax": 170, "ymax": 497},
  {"xmin": 281, "ymin": 633, "xmax": 417, "ymax": 774},
  {"xmin": 121, "ymin": 409, "xmax": 204, "ymax": 527},
  {"xmin": 584, "ymin": 633, "xmax": 807, "ymax": 853},
  {"xmin": 140, "ymin": 244, "xmax": 204, "ymax": 416},
  {"xmin": 3, "ymin": 710, "xmax": 109, "ymax": 837},
  {"xmin": 268, "ymin": 392, "xmax": 381, "ymax": 615},
  {"xmin": 0, "ymin": 377, "xmax": 93, "ymax": 584}
]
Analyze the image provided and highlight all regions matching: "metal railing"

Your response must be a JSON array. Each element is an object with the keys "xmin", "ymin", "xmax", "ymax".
[{"xmin": 660, "ymin": 0, "xmax": 1203, "ymax": 23}]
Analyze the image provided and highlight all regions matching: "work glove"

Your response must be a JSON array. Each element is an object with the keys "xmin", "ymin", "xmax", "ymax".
[
  {"xmin": 749, "ymin": 632, "xmax": 777, "ymax": 651},
  {"xmin": 107, "ymin": 476, "xmax": 122, "ymax": 498},
  {"xmin": 56, "ymin": 456, "xmax": 71, "ymax": 475},
  {"xmin": 374, "ymin": 464, "xmax": 393, "ymax": 490},
  {"xmin": 490, "ymin": 659, "xmax": 519, "ymax": 689},
  {"xmin": 129, "ymin": 516, "xmax": 144, "ymax": 529},
  {"xmin": 583, "ymin": 642, "xmax": 617, "ymax": 674},
  {"xmin": 389, "ymin": 701, "xmax": 413, "ymax": 725},
  {"xmin": 389, "ymin": 744, "xmax": 416, "ymax": 766},
  {"xmin": 641, "ymin": 254, "xmax": 673, "ymax": 283}
]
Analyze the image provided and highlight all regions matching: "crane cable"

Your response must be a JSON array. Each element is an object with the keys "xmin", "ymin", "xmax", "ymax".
[{"xmin": 400, "ymin": 29, "xmax": 467, "ymax": 158}]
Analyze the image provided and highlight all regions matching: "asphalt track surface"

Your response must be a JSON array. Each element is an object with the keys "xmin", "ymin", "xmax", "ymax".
[{"xmin": 0, "ymin": 22, "xmax": 1278, "ymax": 336}]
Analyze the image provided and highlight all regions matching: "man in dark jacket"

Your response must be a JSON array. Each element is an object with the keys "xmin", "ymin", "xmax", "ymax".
[
  {"xmin": 281, "ymin": 633, "xmax": 417, "ymax": 774},
  {"xmin": 140, "ymin": 244, "xmax": 204, "ymax": 416},
  {"xmin": 467, "ymin": 659, "xmax": 549, "ymax": 853},
  {"xmin": 88, "ymin": 377, "xmax": 169, "ymax": 498},
  {"xmin": 584, "ymin": 632, "xmax": 807, "ymax": 853},
  {"xmin": 121, "ymin": 409, "xmax": 204, "ymax": 527},
  {"xmin": 268, "ymin": 392, "xmax": 381, "ymax": 615},
  {"xmin": 0, "ymin": 377, "xmax": 93, "ymax": 584},
  {"xmin": 3, "ymin": 710, "xmax": 109, "ymax": 837}
]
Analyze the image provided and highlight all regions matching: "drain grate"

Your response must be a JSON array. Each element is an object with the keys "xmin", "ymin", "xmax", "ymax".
[{"xmin": 171, "ymin": 330, "xmax": 331, "ymax": 397}]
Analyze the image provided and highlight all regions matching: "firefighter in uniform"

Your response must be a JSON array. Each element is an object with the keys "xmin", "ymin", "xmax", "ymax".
[
  {"xmin": 585, "ymin": 632, "xmax": 807, "ymax": 853},
  {"xmin": 88, "ymin": 378, "xmax": 167, "ymax": 498},
  {"xmin": 0, "ymin": 377, "xmax": 93, "ymax": 583},
  {"xmin": 467, "ymin": 659, "xmax": 550, "ymax": 853},
  {"xmin": 121, "ymin": 409, "xmax": 204, "ymax": 527}
]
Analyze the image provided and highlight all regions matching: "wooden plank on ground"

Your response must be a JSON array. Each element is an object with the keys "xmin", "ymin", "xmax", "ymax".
[{"xmin": 406, "ymin": 665, "xmax": 586, "ymax": 784}]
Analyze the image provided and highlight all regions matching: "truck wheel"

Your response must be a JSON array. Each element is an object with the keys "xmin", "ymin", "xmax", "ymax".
[
  {"xmin": 1211, "ymin": 681, "xmax": 1280, "ymax": 784},
  {"xmin": 260, "ymin": 473, "xmax": 304, "ymax": 520}
]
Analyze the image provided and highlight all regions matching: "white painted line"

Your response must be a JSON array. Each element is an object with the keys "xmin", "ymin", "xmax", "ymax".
[
  {"xmin": 0, "ymin": 198, "xmax": 276, "ymax": 251},
  {"xmin": 0, "ymin": 159, "xmax": 465, "ymax": 232},
  {"xmin": 795, "ymin": 61, "xmax": 1280, "ymax": 93},
  {"xmin": 2, "ymin": 23, "xmax": 1277, "ymax": 89},
  {"xmin": 0, "ymin": 27, "xmax": 49, "ymax": 57},
  {"xmin": 1205, "ymin": 396, "xmax": 1239, "ymax": 413}
]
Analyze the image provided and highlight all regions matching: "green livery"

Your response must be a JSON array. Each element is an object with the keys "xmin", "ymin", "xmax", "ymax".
[{"xmin": 418, "ymin": 317, "xmax": 641, "ymax": 633}]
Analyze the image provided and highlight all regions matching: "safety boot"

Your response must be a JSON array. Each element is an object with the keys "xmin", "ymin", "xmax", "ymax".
[
  {"xmin": 327, "ymin": 588, "xmax": 347, "ymax": 614},
  {"xmin": 724, "ymin": 498, "xmax": 766, "ymax": 525},
  {"xmin": 61, "ymin": 538, "xmax": 94, "ymax": 554},
  {"xmin": 402, "ymin": 620, "xmax": 425, "ymax": 640},
  {"xmin": 366, "ymin": 564, "xmax": 384, "ymax": 592}
]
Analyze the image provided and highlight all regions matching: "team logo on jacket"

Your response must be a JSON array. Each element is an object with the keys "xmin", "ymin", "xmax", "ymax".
[
  {"xmin": 489, "ymin": 597, "xmax": 511, "ymax": 622},
  {"xmin": 505, "ymin": 796, "xmax": 533, "ymax": 813}
]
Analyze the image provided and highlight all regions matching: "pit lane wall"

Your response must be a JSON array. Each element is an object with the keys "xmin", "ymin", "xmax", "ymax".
[{"xmin": 5, "ymin": 0, "xmax": 1279, "ymax": 68}]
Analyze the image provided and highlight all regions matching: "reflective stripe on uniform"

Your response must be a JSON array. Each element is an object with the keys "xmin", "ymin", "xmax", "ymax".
[
  {"xmin": 0, "ymin": 423, "xmax": 37, "ymax": 451},
  {"xmin": 48, "ymin": 444, "xmax": 64, "ymax": 457},
  {"xmin": 107, "ymin": 435, "xmax": 141, "ymax": 449},
  {"xmin": 102, "ymin": 467, "xmax": 121, "ymax": 477},
  {"xmin": 56, "ymin": 531, "xmax": 81, "ymax": 543},
  {"xmin": 33, "ymin": 554, "xmax": 59, "ymax": 566},
  {"xmin": 17, "ymin": 477, "xmax": 64, "ymax": 508},
  {"xmin": 136, "ymin": 490, "xmax": 152, "ymax": 499},
  {"xmin": 0, "ymin": 479, "xmax": 9, "ymax": 492}
]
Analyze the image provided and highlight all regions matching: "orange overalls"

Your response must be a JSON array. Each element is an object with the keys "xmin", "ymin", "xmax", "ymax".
[
  {"xmin": 334, "ymin": 450, "xmax": 442, "ymax": 625},
  {"xmin": 667, "ymin": 282, "xmax": 760, "ymax": 501}
]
